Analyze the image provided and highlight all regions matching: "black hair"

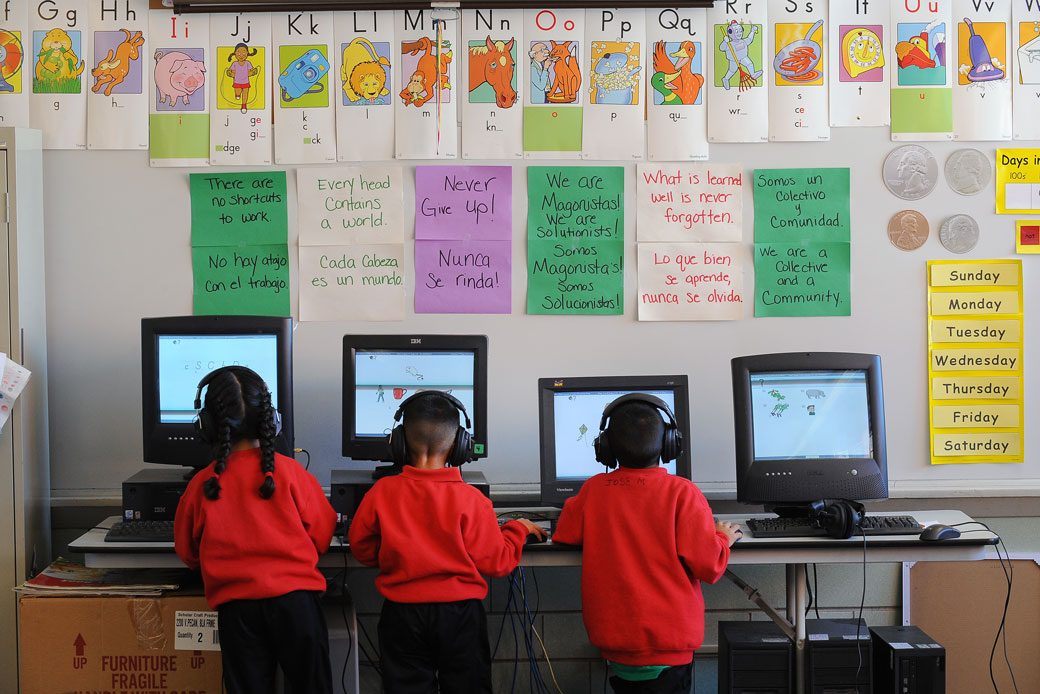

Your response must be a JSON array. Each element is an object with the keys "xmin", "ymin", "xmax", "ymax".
[
  {"xmin": 606, "ymin": 401, "xmax": 665, "ymax": 469},
  {"xmin": 201, "ymin": 367, "xmax": 278, "ymax": 501},
  {"xmin": 402, "ymin": 392, "xmax": 459, "ymax": 455},
  {"xmin": 228, "ymin": 42, "xmax": 258, "ymax": 61}
]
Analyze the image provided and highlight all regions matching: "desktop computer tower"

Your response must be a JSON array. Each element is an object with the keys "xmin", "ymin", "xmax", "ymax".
[
  {"xmin": 718, "ymin": 620, "xmax": 794, "ymax": 694},
  {"xmin": 330, "ymin": 469, "xmax": 491, "ymax": 523},
  {"xmin": 870, "ymin": 625, "xmax": 945, "ymax": 694},
  {"xmin": 805, "ymin": 619, "xmax": 873, "ymax": 694},
  {"xmin": 121, "ymin": 468, "xmax": 191, "ymax": 521}
]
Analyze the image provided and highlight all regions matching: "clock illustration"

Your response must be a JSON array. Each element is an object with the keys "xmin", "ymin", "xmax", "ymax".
[{"xmin": 842, "ymin": 27, "xmax": 884, "ymax": 79}]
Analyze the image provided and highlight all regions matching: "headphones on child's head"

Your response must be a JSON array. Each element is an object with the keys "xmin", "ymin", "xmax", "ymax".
[
  {"xmin": 593, "ymin": 393, "xmax": 683, "ymax": 470},
  {"xmin": 388, "ymin": 390, "xmax": 474, "ymax": 468},
  {"xmin": 194, "ymin": 366, "xmax": 281, "ymax": 445},
  {"xmin": 808, "ymin": 499, "xmax": 865, "ymax": 539}
]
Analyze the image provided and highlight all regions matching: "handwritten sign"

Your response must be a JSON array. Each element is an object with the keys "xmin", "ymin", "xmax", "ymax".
[
  {"xmin": 297, "ymin": 166, "xmax": 403, "ymax": 246},
  {"xmin": 190, "ymin": 172, "xmax": 288, "ymax": 247},
  {"xmin": 527, "ymin": 166, "xmax": 624, "ymax": 315},
  {"xmin": 192, "ymin": 244, "xmax": 290, "ymax": 316},
  {"xmin": 752, "ymin": 168, "xmax": 850, "ymax": 245},
  {"xmin": 299, "ymin": 244, "xmax": 405, "ymax": 321},
  {"xmin": 996, "ymin": 148, "xmax": 1040, "ymax": 213},
  {"xmin": 636, "ymin": 164, "xmax": 743, "ymax": 242},
  {"xmin": 754, "ymin": 242, "xmax": 850, "ymax": 317},
  {"xmin": 415, "ymin": 239, "xmax": 511, "ymax": 314},
  {"xmin": 637, "ymin": 243, "xmax": 744, "ymax": 321},
  {"xmin": 415, "ymin": 166, "xmax": 511, "ymax": 240}
]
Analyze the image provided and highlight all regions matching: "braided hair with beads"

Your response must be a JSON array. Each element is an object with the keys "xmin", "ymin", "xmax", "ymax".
[{"xmin": 197, "ymin": 366, "xmax": 279, "ymax": 501}]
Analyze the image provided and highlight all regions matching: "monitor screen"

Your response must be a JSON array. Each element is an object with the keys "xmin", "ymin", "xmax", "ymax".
[
  {"xmin": 732, "ymin": 353, "xmax": 888, "ymax": 506},
  {"xmin": 343, "ymin": 335, "xmax": 488, "ymax": 462},
  {"xmin": 142, "ymin": 316, "xmax": 293, "ymax": 468},
  {"xmin": 538, "ymin": 375, "xmax": 691, "ymax": 507}
]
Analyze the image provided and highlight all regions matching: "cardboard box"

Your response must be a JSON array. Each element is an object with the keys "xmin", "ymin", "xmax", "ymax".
[{"xmin": 19, "ymin": 591, "xmax": 223, "ymax": 694}]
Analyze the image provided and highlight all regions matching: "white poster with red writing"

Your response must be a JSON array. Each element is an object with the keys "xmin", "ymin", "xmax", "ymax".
[
  {"xmin": 30, "ymin": 0, "xmax": 89, "ymax": 149},
  {"xmin": 645, "ymin": 8, "xmax": 708, "ymax": 161},
  {"xmin": 272, "ymin": 11, "xmax": 336, "ymax": 164},
  {"xmin": 523, "ymin": 8, "xmax": 585, "ymax": 159},
  {"xmin": 1013, "ymin": 0, "xmax": 1040, "ymax": 139},
  {"xmin": 636, "ymin": 163, "xmax": 742, "ymax": 242},
  {"xmin": 637, "ymin": 242, "xmax": 745, "ymax": 321},
  {"xmin": 395, "ymin": 10, "xmax": 459, "ymax": 159},
  {"xmin": 953, "ymin": 0, "xmax": 1012, "ymax": 142},
  {"xmin": 87, "ymin": 0, "xmax": 148, "ymax": 150},
  {"xmin": 334, "ymin": 11, "xmax": 395, "ymax": 161},
  {"xmin": 149, "ymin": 10, "xmax": 210, "ymax": 167},
  {"xmin": 769, "ymin": 2, "xmax": 829, "ymax": 142},
  {"xmin": 706, "ymin": 0, "xmax": 768, "ymax": 143},
  {"xmin": 209, "ymin": 13, "xmax": 272, "ymax": 165},
  {"xmin": 828, "ymin": 0, "xmax": 890, "ymax": 127},
  {"xmin": 582, "ymin": 9, "xmax": 645, "ymax": 160},
  {"xmin": 0, "ymin": 2, "xmax": 29, "ymax": 128},
  {"xmin": 462, "ymin": 9, "xmax": 523, "ymax": 159}
]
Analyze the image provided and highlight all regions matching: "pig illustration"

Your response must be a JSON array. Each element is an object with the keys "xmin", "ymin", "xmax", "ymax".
[
  {"xmin": 805, "ymin": 389, "xmax": 826, "ymax": 399},
  {"xmin": 153, "ymin": 50, "xmax": 206, "ymax": 107}
]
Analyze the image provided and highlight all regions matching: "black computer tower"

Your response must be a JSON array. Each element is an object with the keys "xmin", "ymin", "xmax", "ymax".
[
  {"xmin": 870, "ymin": 625, "xmax": 945, "ymax": 694},
  {"xmin": 718, "ymin": 620, "xmax": 794, "ymax": 694},
  {"xmin": 121, "ymin": 468, "xmax": 190, "ymax": 521},
  {"xmin": 805, "ymin": 619, "xmax": 872, "ymax": 694},
  {"xmin": 330, "ymin": 469, "xmax": 490, "ymax": 522}
]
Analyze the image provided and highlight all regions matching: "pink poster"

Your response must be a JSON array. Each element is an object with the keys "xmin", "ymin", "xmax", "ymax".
[
  {"xmin": 414, "ymin": 239, "xmax": 511, "ymax": 314},
  {"xmin": 414, "ymin": 165, "xmax": 512, "ymax": 240}
]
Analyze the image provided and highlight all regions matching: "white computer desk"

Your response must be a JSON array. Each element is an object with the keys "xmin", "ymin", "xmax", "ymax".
[{"xmin": 70, "ymin": 509, "xmax": 997, "ymax": 694}]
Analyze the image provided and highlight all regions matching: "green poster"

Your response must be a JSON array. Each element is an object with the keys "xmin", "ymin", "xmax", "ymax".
[
  {"xmin": 192, "ymin": 244, "xmax": 290, "ymax": 316},
  {"xmin": 752, "ymin": 168, "xmax": 850, "ymax": 245},
  {"xmin": 527, "ymin": 166, "xmax": 624, "ymax": 315},
  {"xmin": 754, "ymin": 241, "xmax": 850, "ymax": 317},
  {"xmin": 190, "ymin": 171, "xmax": 288, "ymax": 247}
]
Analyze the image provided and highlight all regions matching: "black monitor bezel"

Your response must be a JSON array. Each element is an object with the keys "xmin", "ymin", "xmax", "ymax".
[
  {"xmin": 141, "ymin": 315, "xmax": 294, "ymax": 469},
  {"xmin": 731, "ymin": 352, "xmax": 888, "ymax": 506},
  {"xmin": 537, "ymin": 375, "xmax": 692, "ymax": 508},
  {"xmin": 342, "ymin": 334, "xmax": 489, "ymax": 463}
]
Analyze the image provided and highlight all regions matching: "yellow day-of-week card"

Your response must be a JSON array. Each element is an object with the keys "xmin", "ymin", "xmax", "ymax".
[
  {"xmin": 930, "ymin": 376, "xmax": 1020, "ymax": 400},
  {"xmin": 929, "ymin": 262, "xmax": 1021, "ymax": 286},
  {"xmin": 932, "ymin": 405, "xmax": 1021, "ymax": 429},
  {"xmin": 930, "ymin": 348, "xmax": 1020, "ymax": 371},
  {"xmin": 933, "ymin": 432, "xmax": 1022, "ymax": 460},
  {"xmin": 929, "ymin": 291, "xmax": 1019, "ymax": 316},
  {"xmin": 929, "ymin": 319, "xmax": 1021, "ymax": 344}
]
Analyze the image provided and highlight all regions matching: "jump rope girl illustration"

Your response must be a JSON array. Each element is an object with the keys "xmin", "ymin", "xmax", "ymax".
[{"xmin": 226, "ymin": 42, "xmax": 259, "ymax": 113}]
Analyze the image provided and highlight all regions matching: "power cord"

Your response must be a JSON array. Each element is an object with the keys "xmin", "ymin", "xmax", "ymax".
[
  {"xmin": 293, "ymin": 447, "xmax": 311, "ymax": 470},
  {"xmin": 855, "ymin": 527, "xmax": 867, "ymax": 680},
  {"xmin": 812, "ymin": 564, "xmax": 821, "ymax": 619}
]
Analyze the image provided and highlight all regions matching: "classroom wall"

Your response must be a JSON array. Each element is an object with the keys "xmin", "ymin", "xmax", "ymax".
[{"xmin": 42, "ymin": 125, "xmax": 1037, "ymax": 499}]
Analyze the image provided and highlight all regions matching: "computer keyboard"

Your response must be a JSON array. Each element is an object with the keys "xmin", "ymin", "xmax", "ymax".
[
  {"xmin": 104, "ymin": 519, "xmax": 175, "ymax": 543},
  {"xmin": 745, "ymin": 515, "xmax": 922, "ymax": 539}
]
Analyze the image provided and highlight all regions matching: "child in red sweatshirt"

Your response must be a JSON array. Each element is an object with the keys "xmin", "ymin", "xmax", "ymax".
[
  {"xmin": 553, "ymin": 394, "xmax": 741, "ymax": 693},
  {"xmin": 348, "ymin": 391, "xmax": 546, "ymax": 693},
  {"xmin": 174, "ymin": 366, "xmax": 337, "ymax": 694}
]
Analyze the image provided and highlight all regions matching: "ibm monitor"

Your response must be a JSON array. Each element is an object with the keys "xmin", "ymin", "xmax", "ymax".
[
  {"xmin": 342, "ymin": 334, "xmax": 488, "ymax": 464},
  {"xmin": 141, "ymin": 315, "xmax": 294, "ymax": 469},
  {"xmin": 731, "ymin": 352, "xmax": 888, "ymax": 507},
  {"xmin": 538, "ymin": 375, "xmax": 691, "ymax": 507}
]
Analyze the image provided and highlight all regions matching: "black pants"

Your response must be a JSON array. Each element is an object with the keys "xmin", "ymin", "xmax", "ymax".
[
  {"xmin": 217, "ymin": 589, "xmax": 333, "ymax": 694},
  {"xmin": 378, "ymin": 598, "xmax": 493, "ymax": 694},
  {"xmin": 609, "ymin": 661, "xmax": 694, "ymax": 694}
]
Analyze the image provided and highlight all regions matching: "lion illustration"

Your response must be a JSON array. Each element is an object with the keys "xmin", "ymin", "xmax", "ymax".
[
  {"xmin": 341, "ymin": 37, "xmax": 390, "ymax": 104},
  {"xmin": 35, "ymin": 28, "xmax": 84, "ymax": 84}
]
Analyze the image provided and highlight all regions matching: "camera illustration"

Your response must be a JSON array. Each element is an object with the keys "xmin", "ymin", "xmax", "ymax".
[{"xmin": 279, "ymin": 48, "xmax": 330, "ymax": 102}]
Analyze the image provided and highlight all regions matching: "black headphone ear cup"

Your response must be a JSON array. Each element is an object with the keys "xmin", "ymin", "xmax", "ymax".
[
  {"xmin": 449, "ymin": 426, "xmax": 474, "ymax": 467},
  {"xmin": 660, "ymin": 425, "xmax": 682, "ymax": 464},
  {"xmin": 196, "ymin": 408, "xmax": 215, "ymax": 445},
  {"xmin": 593, "ymin": 432, "xmax": 617, "ymax": 469},
  {"xmin": 828, "ymin": 501, "xmax": 858, "ymax": 539},
  {"xmin": 388, "ymin": 424, "xmax": 408, "ymax": 466}
]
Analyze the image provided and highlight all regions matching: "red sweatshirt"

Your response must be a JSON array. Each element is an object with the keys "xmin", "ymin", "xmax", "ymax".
[
  {"xmin": 552, "ymin": 466, "xmax": 730, "ymax": 666},
  {"xmin": 174, "ymin": 449, "xmax": 337, "ymax": 608},
  {"xmin": 348, "ymin": 466, "xmax": 528, "ymax": 602}
]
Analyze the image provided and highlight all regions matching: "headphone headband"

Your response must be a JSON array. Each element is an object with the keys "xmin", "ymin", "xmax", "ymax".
[
  {"xmin": 194, "ymin": 366, "xmax": 280, "ymax": 443},
  {"xmin": 388, "ymin": 390, "xmax": 474, "ymax": 467},
  {"xmin": 594, "ymin": 392, "xmax": 682, "ymax": 469},
  {"xmin": 393, "ymin": 390, "xmax": 471, "ymax": 429},
  {"xmin": 598, "ymin": 393, "xmax": 677, "ymax": 433}
]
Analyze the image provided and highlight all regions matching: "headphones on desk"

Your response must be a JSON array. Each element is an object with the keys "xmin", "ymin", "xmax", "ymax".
[
  {"xmin": 388, "ymin": 390, "xmax": 474, "ymax": 468},
  {"xmin": 808, "ymin": 499, "xmax": 865, "ymax": 539},
  {"xmin": 194, "ymin": 366, "xmax": 281, "ymax": 445},
  {"xmin": 594, "ymin": 393, "xmax": 683, "ymax": 469}
]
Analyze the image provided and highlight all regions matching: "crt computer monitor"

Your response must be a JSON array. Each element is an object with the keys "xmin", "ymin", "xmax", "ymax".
[
  {"xmin": 538, "ymin": 375, "xmax": 692, "ymax": 508},
  {"xmin": 342, "ymin": 334, "xmax": 488, "ymax": 463},
  {"xmin": 141, "ymin": 315, "xmax": 294, "ymax": 469},
  {"xmin": 731, "ymin": 352, "xmax": 888, "ymax": 507}
]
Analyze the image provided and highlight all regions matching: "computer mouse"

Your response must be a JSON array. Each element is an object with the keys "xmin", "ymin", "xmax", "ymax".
[
  {"xmin": 525, "ymin": 531, "xmax": 550, "ymax": 545},
  {"xmin": 919, "ymin": 523, "xmax": 961, "ymax": 541}
]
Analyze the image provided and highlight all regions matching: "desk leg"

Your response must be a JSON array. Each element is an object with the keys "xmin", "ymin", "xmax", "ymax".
[{"xmin": 792, "ymin": 563, "xmax": 807, "ymax": 694}]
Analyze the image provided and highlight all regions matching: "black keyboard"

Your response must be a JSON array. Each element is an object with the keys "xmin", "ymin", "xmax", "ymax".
[
  {"xmin": 104, "ymin": 520, "xmax": 175, "ymax": 543},
  {"xmin": 745, "ymin": 515, "xmax": 922, "ymax": 539}
]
